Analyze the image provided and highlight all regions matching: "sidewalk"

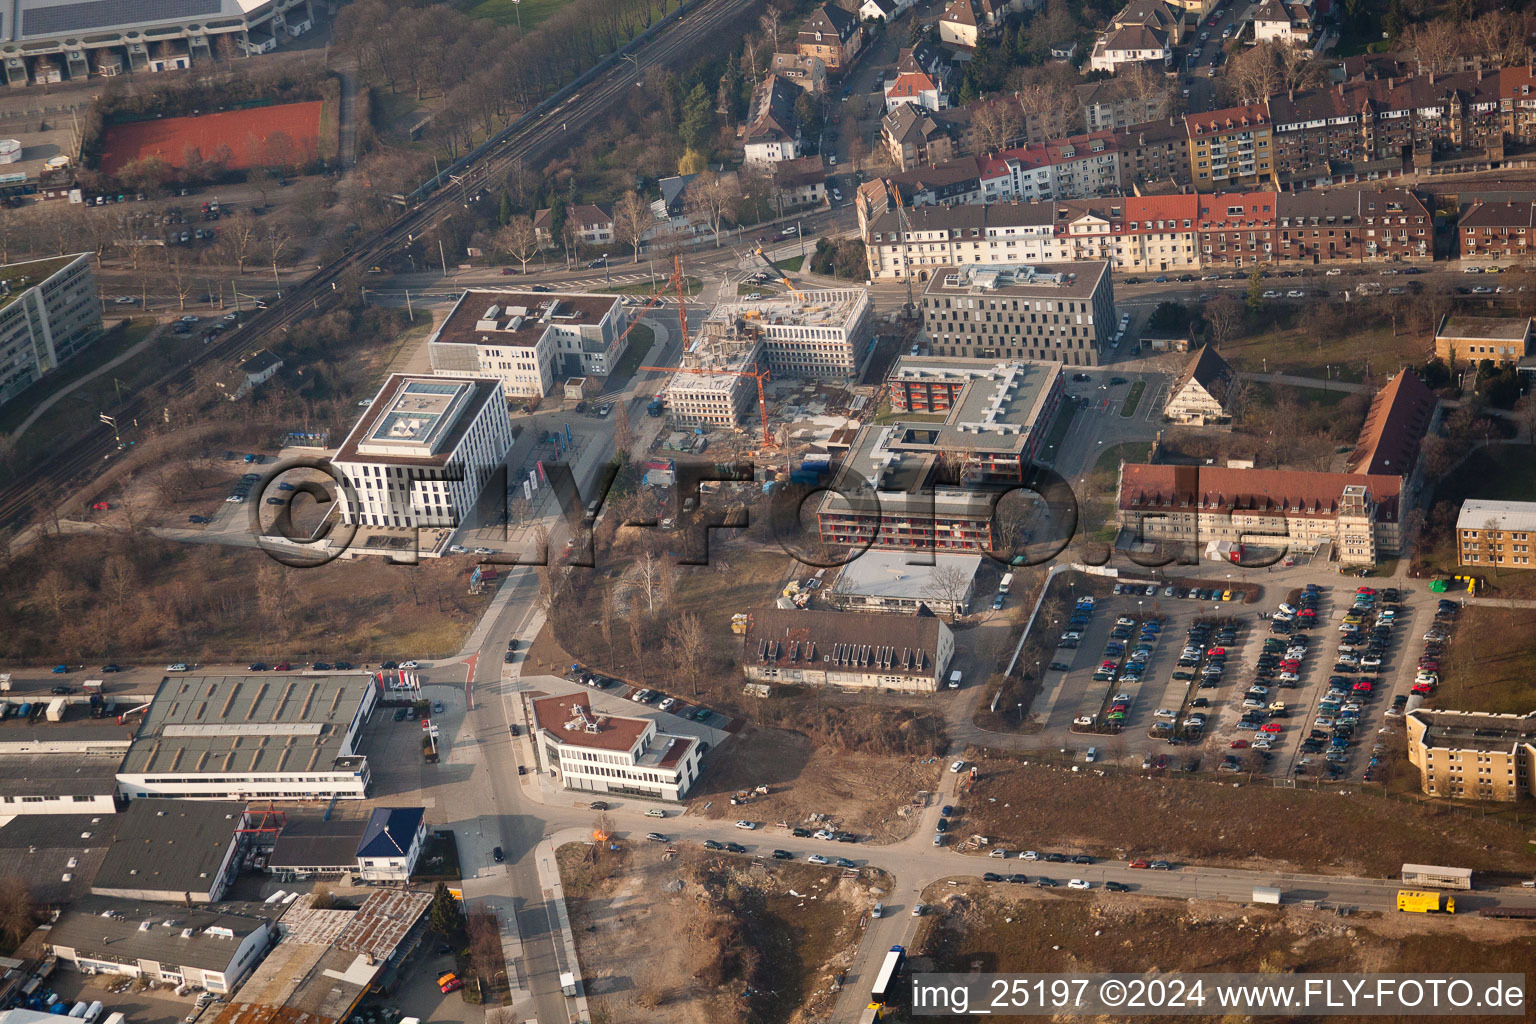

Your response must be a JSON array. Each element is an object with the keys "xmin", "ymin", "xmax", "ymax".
[{"xmin": 535, "ymin": 830, "xmax": 596, "ymax": 1024}]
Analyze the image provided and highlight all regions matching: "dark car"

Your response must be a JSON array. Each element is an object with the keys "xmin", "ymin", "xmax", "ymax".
[
  {"xmin": 1105, "ymin": 881, "xmax": 1130, "ymax": 892},
  {"xmin": 504, "ymin": 652, "xmax": 515, "ymax": 663},
  {"xmin": 248, "ymin": 662, "xmax": 268, "ymax": 672},
  {"xmin": 983, "ymin": 872, "xmax": 1004, "ymax": 882},
  {"xmin": 703, "ymin": 839, "xmax": 723, "ymax": 850},
  {"xmin": 102, "ymin": 664, "xmax": 122, "ymax": 673},
  {"xmin": 1072, "ymin": 854, "xmax": 1094, "ymax": 864},
  {"xmin": 188, "ymin": 515, "xmax": 211, "ymax": 524},
  {"xmin": 1008, "ymin": 873, "xmax": 1029, "ymax": 884},
  {"xmin": 941, "ymin": 805, "xmax": 955, "ymax": 817},
  {"xmin": 393, "ymin": 708, "xmax": 407, "ymax": 721},
  {"xmin": 507, "ymin": 639, "xmax": 520, "ymax": 652},
  {"xmin": 381, "ymin": 661, "xmax": 399, "ymax": 669},
  {"xmin": 1044, "ymin": 852, "xmax": 1068, "ymax": 863},
  {"xmin": 835, "ymin": 832, "xmax": 858, "ymax": 843},
  {"xmin": 50, "ymin": 685, "xmax": 72, "ymax": 694},
  {"xmin": 725, "ymin": 842, "xmax": 747, "ymax": 854},
  {"xmin": 772, "ymin": 849, "xmax": 793, "ymax": 860},
  {"xmin": 334, "ymin": 661, "xmax": 354, "ymax": 671},
  {"xmin": 492, "ymin": 846, "xmax": 504, "ymax": 863},
  {"xmin": 313, "ymin": 662, "xmax": 333, "ymax": 671},
  {"xmin": 791, "ymin": 827, "xmax": 812, "ymax": 838},
  {"xmin": 935, "ymin": 818, "xmax": 949, "ymax": 832}
]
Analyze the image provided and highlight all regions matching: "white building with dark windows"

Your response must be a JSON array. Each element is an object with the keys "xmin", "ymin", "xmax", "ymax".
[
  {"xmin": 0, "ymin": 253, "xmax": 101, "ymax": 409},
  {"xmin": 706, "ymin": 290, "xmax": 874, "ymax": 380},
  {"xmin": 428, "ymin": 290, "xmax": 631, "ymax": 395},
  {"xmin": 116, "ymin": 674, "xmax": 379, "ymax": 802},
  {"xmin": 531, "ymin": 693, "xmax": 702, "ymax": 802},
  {"xmin": 332, "ymin": 375, "xmax": 515, "ymax": 530},
  {"xmin": 354, "ymin": 807, "xmax": 426, "ymax": 881}
]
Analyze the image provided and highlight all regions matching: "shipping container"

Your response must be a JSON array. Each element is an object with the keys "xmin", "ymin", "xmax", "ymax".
[
  {"xmin": 1401, "ymin": 864, "xmax": 1473, "ymax": 890},
  {"xmin": 1252, "ymin": 886, "xmax": 1282, "ymax": 905},
  {"xmin": 46, "ymin": 698, "xmax": 67, "ymax": 722}
]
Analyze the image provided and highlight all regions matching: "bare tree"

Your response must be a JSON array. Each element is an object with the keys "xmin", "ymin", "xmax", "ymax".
[
  {"xmin": 759, "ymin": 8, "xmax": 782, "ymax": 49},
  {"xmin": 626, "ymin": 549, "xmax": 668, "ymax": 615},
  {"xmin": 613, "ymin": 190, "xmax": 651, "ymax": 265},
  {"xmin": 498, "ymin": 215, "xmax": 540, "ymax": 274},
  {"xmin": 1402, "ymin": 19, "xmax": 1461, "ymax": 74},
  {"xmin": 972, "ymin": 98, "xmax": 1024, "ymax": 154},
  {"xmin": 466, "ymin": 908, "xmax": 504, "ymax": 990},
  {"xmin": 612, "ymin": 401, "xmax": 634, "ymax": 457},
  {"xmin": 1470, "ymin": 11, "xmax": 1529, "ymax": 67},
  {"xmin": 599, "ymin": 590, "xmax": 617, "ymax": 664},
  {"xmin": 101, "ymin": 553, "xmax": 137, "ymax": 611},
  {"xmin": 0, "ymin": 877, "xmax": 36, "ymax": 947},
  {"xmin": 928, "ymin": 564, "xmax": 972, "ymax": 620},
  {"xmin": 263, "ymin": 223, "xmax": 294, "ymax": 289},
  {"xmin": 1205, "ymin": 297, "xmax": 1243, "ymax": 348},
  {"xmin": 36, "ymin": 568, "xmax": 73, "ymax": 620},
  {"xmin": 1227, "ymin": 43, "xmax": 1284, "ymax": 105},
  {"xmin": 220, "ymin": 211, "xmax": 260, "ymax": 275},
  {"xmin": 666, "ymin": 612, "xmax": 707, "ymax": 695},
  {"xmin": 166, "ymin": 250, "xmax": 196, "ymax": 311},
  {"xmin": 686, "ymin": 171, "xmax": 737, "ymax": 247}
]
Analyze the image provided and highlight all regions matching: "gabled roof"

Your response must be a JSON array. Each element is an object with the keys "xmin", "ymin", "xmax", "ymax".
[
  {"xmin": 941, "ymin": 0, "xmax": 979, "ymax": 28},
  {"xmin": 1102, "ymin": 23, "xmax": 1168, "ymax": 53},
  {"xmin": 1461, "ymin": 200, "xmax": 1536, "ymax": 229},
  {"xmin": 862, "ymin": 0, "xmax": 896, "ymax": 13},
  {"xmin": 570, "ymin": 204, "xmax": 612, "ymax": 229},
  {"xmin": 1345, "ymin": 371, "xmax": 1437, "ymax": 477},
  {"xmin": 1118, "ymin": 464, "xmax": 1403, "ymax": 523},
  {"xmin": 241, "ymin": 349, "xmax": 283, "ymax": 375},
  {"xmin": 887, "ymin": 70, "xmax": 942, "ymax": 100},
  {"xmin": 1186, "ymin": 103, "xmax": 1270, "ymax": 135},
  {"xmin": 1170, "ymin": 344, "xmax": 1234, "ymax": 405},
  {"xmin": 356, "ymin": 807, "xmax": 425, "ymax": 860},
  {"xmin": 657, "ymin": 173, "xmax": 698, "ymax": 215},
  {"xmin": 1125, "ymin": 192, "xmax": 1198, "ymax": 226},
  {"xmin": 746, "ymin": 74, "xmax": 801, "ymax": 144},
  {"xmin": 1197, "ymin": 191, "xmax": 1278, "ymax": 228},
  {"xmin": 803, "ymin": 2, "xmax": 859, "ymax": 41},
  {"xmin": 1251, "ymin": 0, "xmax": 1290, "ymax": 23},
  {"xmin": 773, "ymin": 154, "xmax": 827, "ymax": 188},
  {"xmin": 1112, "ymin": 0, "xmax": 1178, "ymax": 30},
  {"xmin": 890, "ymin": 155, "xmax": 982, "ymax": 195}
]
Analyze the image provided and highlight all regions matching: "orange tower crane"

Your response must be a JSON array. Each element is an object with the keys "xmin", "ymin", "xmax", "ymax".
[{"xmin": 612, "ymin": 251, "xmax": 692, "ymax": 354}]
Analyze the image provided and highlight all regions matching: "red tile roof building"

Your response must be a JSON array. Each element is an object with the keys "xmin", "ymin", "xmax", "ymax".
[{"xmin": 530, "ymin": 693, "xmax": 701, "ymax": 801}]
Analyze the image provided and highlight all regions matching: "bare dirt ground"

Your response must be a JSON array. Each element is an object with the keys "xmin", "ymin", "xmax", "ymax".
[
  {"xmin": 685, "ymin": 725, "xmax": 944, "ymax": 842},
  {"xmin": 914, "ymin": 884, "xmax": 1536, "ymax": 1024},
  {"xmin": 957, "ymin": 753, "xmax": 1536, "ymax": 879},
  {"xmin": 559, "ymin": 840, "xmax": 884, "ymax": 1024}
]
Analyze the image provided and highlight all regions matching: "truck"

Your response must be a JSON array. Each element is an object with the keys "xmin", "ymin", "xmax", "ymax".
[
  {"xmin": 46, "ymin": 698, "xmax": 67, "ymax": 722},
  {"xmin": 999, "ymin": 572, "xmax": 1013, "ymax": 594},
  {"xmin": 1252, "ymin": 886, "xmax": 1282, "ymax": 905},
  {"xmin": 647, "ymin": 396, "xmax": 665, "ymax": 417},
  {"xmin": 1397, "ymin": 889, "xmax": 1455, "ymax": 914},
  {"xmin": 560, "ymin": 971, "xmax": 577, "ymax": 997}
]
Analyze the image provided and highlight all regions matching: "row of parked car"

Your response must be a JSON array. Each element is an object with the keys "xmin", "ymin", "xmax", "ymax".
[{"xmin": 1174, "ymin": 619, "xmax": 1239, "ymax": 744}]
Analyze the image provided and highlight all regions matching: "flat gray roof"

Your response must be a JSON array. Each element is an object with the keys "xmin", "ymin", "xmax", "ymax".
[
  {"xmin": 1456, "ymin": 499, "xmax": 1536, "ymax": 533},
  {"xmin": 0, "ymin": 754, "xmax": 121, "ymax": 797},
  {"xmin": 47, "ymin": 895, "xmax": 275, "ymax": 974},
  {"xmin": 91, "ymin": 798, "xmax": 243, "ymax": 897},
  {"xmin": 1437, "ymin": 315, "xmax": 1532, "ymax": 342},
  {"xmin": 921, "ymin": 261, "xmax": 1109, "ymax": 301},
  {"xmin": 0, "ymin": 812, "xmax": 119, "ymax": 905},
  {"xmin": 122, "ymin": 674, "xmax": 369, "ymax": 777},
  {"xmin": 832, "ymin": 550, "xmax": 982, "ymax": 600}
]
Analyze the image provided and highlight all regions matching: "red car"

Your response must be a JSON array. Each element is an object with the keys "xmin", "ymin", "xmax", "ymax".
[
  {"xmin": 1412, "ymin": 683, "xmax": 1434, "ymax": 695},
  {"xmin": 1297, "ymin": 608, "xmax": 1317, "ymax": 618},
  {"xmin": 1128, "ymin": 858, "xmax": 1149, "ymax": 869},
  {"xmin": 1356, "ymin": 587, "xmax": 1377, "ymax": 595},
  {"xmin": 90, "ymin": 501, "xmax": 110, "ymax": 511},
  {"xmin": 1418, "ymin": 660, "xmax": 1439, "ymax": 671},
  {"xmin": 1260, "ymin": 723, "xmax": 1282, "ymax": 733},
  {"xmin": 1230, "ymin": 739, "xmax": 1250, "ymax": 749},
  {"xmin": 274, "ymin": 661, "xmax": 292, "ymax": 671},
  {"xmin": 1279, "ymin": 660, "xmax": 1300, "ymax": 671},
  {"xmin": 439, "ymin": 977, "xmax": 464, "ymax": 994},
  {"xmin": 1352, "ymin": 681, "xmax": 1374, "ymax": 692},
  {"xmin": 1207, "ymin": 647, "xmax": 1226, "ymax": 658}
]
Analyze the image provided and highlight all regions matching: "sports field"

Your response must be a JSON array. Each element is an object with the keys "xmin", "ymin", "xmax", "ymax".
[
  {"xmin": 468, "ymin": 0, "xmax": 573, "ymax": 26},
  {"xmin": 99, "ymin": 101, "xmax": 324, "ymax": 175}
]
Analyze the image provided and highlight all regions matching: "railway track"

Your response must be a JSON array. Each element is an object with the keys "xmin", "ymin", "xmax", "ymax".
[{"xmin": 0, "ymin": 0, "xmax": 756, "ymax": 537}]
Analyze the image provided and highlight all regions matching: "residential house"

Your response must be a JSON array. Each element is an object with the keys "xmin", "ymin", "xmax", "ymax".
[
  {"xmin": 1115, "ymin": 116, "xmax": 1192, "ymax": 191},
  {"xmin": 939, "ymin": 0, "xmax": 984, "ymax": 49},
  {"xmin": 1273, "ymin": 187, "xmax": 1431, "ymax": 265},
  {"xmin": 772, "ymin": 154, "xmax": 828, "ymax": 209},
  {"xmin": 650, "ymin": 173, "xmax": 703, "ymax": 237},
  {"xmin": 743, "ymin": 74, "xmax": 803, "ymax": 166},
  {"xmin": 1089, "ymin": 23, "xmax": 1173, "ymax": 72},
  {"xmin": 1460, "ymin": 199, "xmax": 1536, "ymax": 262},
  {"xmin": 1077, "ymin": 78, "xmax": 1172, "ymax": 133},
  {"xmin": 1115, "ymin": 191, "xmax": 1200, "ymax": 273},
  {"xmin": 1251, "ymin": 0, "xmax": 1313, "ymax": 46},
  {"xmin": 532, "ymin": 208, "xmax": 554, "ymax": 246},
  {"xmin": 1195, "ymin": 191, "xmax": 1278, "ymax": 268},
  {"xmin": 1046, "ymin": 132, "xmax": 1122, "ymax": 199},
  {"xmin": 889, "ymin": 155, "xmax": 984, "ymax": 206},
  {"xmin": 741, "ymin": 608, "xmax": 955, "ymax": 692},
  {"xmin": 859, "ymin": 0, "xmax": 900, "ymax": 21},
  {"xmin": 1456, "ymin": 500, "xmax": 1536, "ymax": 571},
  {"xmin": 1186, "ymin": 104, "xmax": 1273, "ymax": 190},
  {"xmin": 568, "ymin": 204, "xmax": 614, "ymax": 246},
  {"xmin": 1163, "ymin": 344, "xmax": 1235, "ymax": 424},
  {"xmin": 884, "ymin": 43, "xmax": 951, "ymax": 113},
  {"xmin": 354, "ymin": 807, "xmax": 427, "ymax": 882},
  {"xmin": 882, "ymin": 103, "xmax": 964, "ymax": 169},
  {"xmin": 1434, "ymin": 314, "xmax": 1533, "ymax": 366},
  {"xmin": 797, "ymin": 3, "xmax": 862, "ymax": 71},
  {"xmin": 771, "ymin": 51, "xmax": 828, "ymax": 93},
  {"xmin": 215, "ymin": 349, "xmax": 283, "ymax": 401}
]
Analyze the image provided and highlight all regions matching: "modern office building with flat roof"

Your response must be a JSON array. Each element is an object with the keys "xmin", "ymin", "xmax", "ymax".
[
  {"xmin": 530, "ymin": 693, "xmax": 701, "ymax": 802},
  {"xmin": 817, "ymin": 356, "xmax": 1063, "ymax": 553},
  {"xmin": 920, "ymin": 262, "xmax": 1114, "ymax": 366},
  {"xmin": 706, "ymin": 289, "xmax": 873, "ymax": 380},
  {"xmin": 428, "ymin": 290, "xmax": 630, "ymax": 397},
  {"xmin": 332, "ymin": 374, "xmax": 515, "ymax": 529},
  {"xmin": 115, "ymin": 674, "xmax": 378, "ymax": 801},
  {"xmin": 0, "ymin": 253, "xmax": 100, "ymax": 409}
]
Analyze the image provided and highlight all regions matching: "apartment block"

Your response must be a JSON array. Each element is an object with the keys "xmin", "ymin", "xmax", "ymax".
[
  {"xmin": 921, "ymin": 262, "xmax": 1114, "ymax": 366},
  {"xmin": 1407, "ymin": 709, "xmax": 1536, "ymax": 801},
  {"xmin": 0, "ymin": 253, "xmax": 101, "ymax": 409},
  {"xmin": 1456, "ymin": 499, "xmax": 1536, "ymax": 569}
]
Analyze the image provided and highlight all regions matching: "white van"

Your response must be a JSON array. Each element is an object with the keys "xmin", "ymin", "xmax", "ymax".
[
  {"xmin": 948, "ymin": 670, "xmax": 962, "ymax": 689},
  {"xmin": 999, "ymin": 572, "xmax": 1013, "ymax": 594},
  {"xmin": 1085, "ymin": 747, "xmax": 1098, "ymax": 763},
  {"xmin": 85, "ymin": 1002, "xmax": 103, "ymax": 1024}
]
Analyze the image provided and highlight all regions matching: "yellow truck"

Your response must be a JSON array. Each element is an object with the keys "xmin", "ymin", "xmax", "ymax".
[{"xmin": 1397, "ymin": 890, "xmax": 1455, "ymax": 914}]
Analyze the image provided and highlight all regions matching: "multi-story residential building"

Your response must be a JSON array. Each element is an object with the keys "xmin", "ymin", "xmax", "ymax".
[
  {"xmin": 1077, "ymin": 79, "xmax": 1172, "ymax": 133},
  {"xmin": 0, "ymin": 253, "xmax": 101, "ymax": 410},
  {"xmin": 429, "ymin": 290, "xmax": 630, "ymax": 392},
  {"xmin": 772, "ymin": 154, "xmax": 828, "ymax": 209},
  {"xmin": 1112, "ymin": 192, "xmax": 1201, "ymax": 273},
  {"xmin": 890, "ymin": 156, "xmax": 984, "ymax": 207},
  {"xmin": 1088, "ymin": 22, "xmax": 1172, "ymax": 72},
  {"xmin": 771, "ymin": 51, "xmax": 828, "ymax": 93},
  {"xmin": 1251, "ymin": 0, "xmax": 1313, "ymax": 46},
  {"xmin": 796, "ymin": 3, "xmax": 862, "ymax": 71},
  {"xmin": 1456, "ymin": 499, "xmax": 1536, "ymax": 569},
  {"xmin": 1434, "ymin": 314, "xmax": 1533, "ymax": 366},
  {"xmin": 744, "ymin": 74, "xmax": 802, "ymax": 166},
  {"xmin": 741, "ymin": 608, "xmax": 955, "ymax": 692},
  {"xmin": 1163, "ymin": 344, "xmax": 1234, "ymax": 424},
  {"xmin": 331, "ymin": 375, "xmax": 516, "ymax": 530},
  {"xmin": 977, "ymin": 133, "xmax": 1120, "ymax": 203},
  {"xmin": 710, "ymin": 289, "xmax": 874, "ymax": 380},
  {"xmin": 1186, "ymin": 105, "xmax": 1273, "ymax": 190},
  {"xmin": 884, "ymin": 42, "xmax": 950, "ymax": 113},
  {"xmin": 1459, "ymin": 199, "xmax": 1535, "ymax": 262},
  {"xmin": 882, "ymin": 104, "xmax": 965, "ymax": 170},
  {"xmin": 921, "ymin": 262, "xmax": 1114, "ymax": 365},
  {"xmin": 531, "ymin": 692, "xmax": 702, "ymax": 802},
  {"xmin": 1115, "ymin": 116, "xmax": 1192, "ymax": 191},
  {"xmin": 117, "ymin": 673, "xmax": 380, "ymax": 801},
  {"xmin": 1274, "ymin": 187, "xmax": 1432, "ymax": 264},
  {"xmin": 938, "ymin": 0, "xmax": 998, "ymax": 49},
  {"xmin": 817, "ymin": 356, "xmax": 1064, "ymax": 553},
  {"xmin": 1406, "ymin": 709, "xmax": 1536, "ymax": 801},
  {"xmin": 1116, "ymin": 464, "xmax": 1403, "ymax": 566},
  {"xmin": 568, "ymin": 204, "xmax": 615, "ymax": 246},
  {"xmin": 1195, "ymin": 191, "xmax": 1279, "ymax": 268}
]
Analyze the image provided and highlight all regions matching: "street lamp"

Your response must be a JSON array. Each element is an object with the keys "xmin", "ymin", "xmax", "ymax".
[{"xmin": 603, "ymin": 253, "xmax": 610, "ymax": 285}]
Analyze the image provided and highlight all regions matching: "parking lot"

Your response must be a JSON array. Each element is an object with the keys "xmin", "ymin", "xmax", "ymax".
[{"xmin": 1034, "ymin": 575, "xmax": 1444, "ymax": 783}]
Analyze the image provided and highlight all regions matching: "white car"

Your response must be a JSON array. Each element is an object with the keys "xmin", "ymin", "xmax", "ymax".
[
  {"xmin": 1020, "ymin": 850, "xmax": 1040, "ymax": 860},
  {"xmin": 813, "ymin": 829, "xmax": 836, "ymax": 841},
  {"xmin": 400, "ymin": 660, "xmax": 420, "ymax": 669},
  {"xmin": 180, "ymin": 314, "xmax": 200, "ymax": 323},
  {"xmin": 167, "ymin": 663, "xmax": 190, "ymax": 672},
  {"xmin": 827, "ymin": 154, "xmax": 837, "ymax": 165},
  {"xmin": 1067, "ymin": 878, "xmax": 1091, "ymax": 890},
  {"xmin": 1325, "ymin": 268, "xmax": 1343, "ymax": 275},
  {"xmin": 447, "ymin": 544, "xmax": 467, "ymax": 554},
  {"xmin": 912, "ymin": 903, "xmax": 925, "ymax": 916},
  {"xmin": 807, "ymin": 853, "xmax": 830, "ymax": 865},
  {"xmin": 658, "ymin": 697, "xmax": 677, "ymax": 711},
  {"xmin": 734, "ymin": 820, "xmax": 758, "ymax": 830},
  {"xmin": 1154, "ymin": 708, "xmax": 1176, "ymax": 719},
  {"xmin": 950, "ymin": 760, "xmax": 966, "ymax": 773},
  {"xmin": 1286, "ymin": 290, "xmax": 1305, "ymax": 298},
  {"xmin": 113, "ymin": 295, "xmax": 136, "ymax": 304},
  {"xmin": 831, "ymin": 188, "xmax": 843, "ymax": 201},
  {"xmin": 1262, "ymin": 289, "xmax": 1281, "ymax": 299}
]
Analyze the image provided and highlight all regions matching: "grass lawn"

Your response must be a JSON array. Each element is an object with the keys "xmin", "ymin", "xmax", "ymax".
[
  {"xmin": 597, "ymin": 277, "xmax": 702, "ymax": 297},
  {"xmin": 606, "ymin": 324, "xmax": 654, "ymax": 383},
  {"xmin": 1119, "ymin": 380, "xmax": 1146, "ymax": 418},
  {"xmin": 1220, "ymin": 319, "xmax": 1419, "ymax": 381},
  {"xmin": 467, "ymin": 0, "xmax": 574, "ymax": 27},
  {"xmin": 1435, "ymin": 442, "xmax": 1536, "ymax": 505},
  {"xmin": 871, "ymin": 396, "xmax": 945, "ymax": 424},
  {"xmin": 1092, "ymin": 440, "xmax": 1153, "ymax": 477},
  {"xmin": 1433, "ymin": 604, "xmax": 1536, "ymax": 715},
  {"xmin": 0, "ymin": 318, "xmax": 155, "ymax": 435},
  {"xmin": 774, "ymin": 255, "xmax": 805, "ymax": 272}
]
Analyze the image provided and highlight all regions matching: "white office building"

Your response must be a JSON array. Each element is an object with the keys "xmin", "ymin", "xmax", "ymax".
[
  {"xmin": 428, "ymin": 290, "xmax": 631, "ymax": 397},
  {"xmin": 333, "ymin": 375, "xmax": 515, "ymax": 529},
  {"xmin": 0, "ymin": 253, "xmax": 101, "ymax": 409},
  {"xmin": 531, "ymin": 693, "xmax": 702, "ymax": 802},
  {"xmin": 707, "ymin": 289, "xmax": 874, "ymax": 380},
  {"xmin": 116, "ymin": 674, "xmax": 379, "ymax": 801}
]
